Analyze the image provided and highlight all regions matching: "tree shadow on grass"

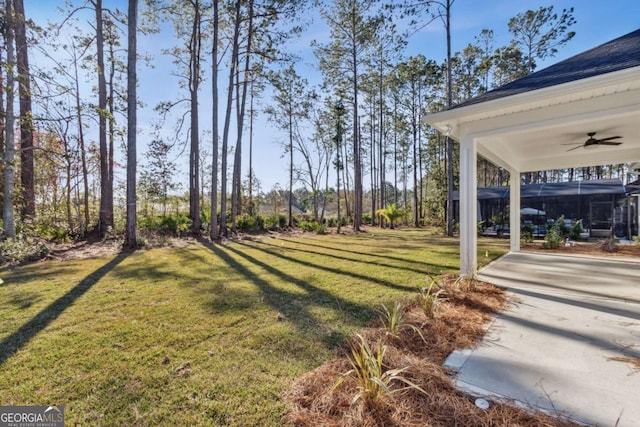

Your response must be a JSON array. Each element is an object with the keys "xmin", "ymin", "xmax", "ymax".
[
  {"xmin": 0, "ymin": 252, "xmax": 130, "ymax": 366},
  {"xmin": 234, "ymin": 241, "xmax": 417, "ymax": 293},
  {"xmin": 278, "ymin": 237, "xmax": 458, "ymax": 270},
  {"xmin": 199, "ymin": 240, "xmax": 376, "ymax": 349},
  {"xmin": 253, "ymin": 239, "xmax": 453, "ymax": 276},
  {"xmin": 1, "ymin": 263, "xmax": 86, "ymax": 287},
  {"xmin": 7, "ymin": 291, "xmax": 41, "ymax": 310}
]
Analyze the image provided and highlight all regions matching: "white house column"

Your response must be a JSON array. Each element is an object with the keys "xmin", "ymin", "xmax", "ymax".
[
  {"xmin": 509, "ymin": 170, "xmax": 521, "ymax": 252},
  {"xmin": 459, "ymin": 135, "xmax": 477, "ymax": 276}
]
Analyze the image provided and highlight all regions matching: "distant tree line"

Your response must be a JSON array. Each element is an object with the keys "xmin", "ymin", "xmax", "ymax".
[{"xmin": 2, "ymin": 0, "xmax": 634, "ymax": 251}]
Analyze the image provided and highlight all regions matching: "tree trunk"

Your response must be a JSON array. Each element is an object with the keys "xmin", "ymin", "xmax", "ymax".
[
  {"xmin": 124, "ymin": 0, "xmax": 138, "ymax": 248},
  {"xmin": 231, "ymin": 66, "xmax": 241, "ymax": 231},
  {"xmin": 3, "ymin": 1, "xmax": 17, "ymax": 238},
  {"xmin": 321, "ymin": 148, "xmax": 330, "ymax": 222},
  {"xmin": 342, "ymin": 139, "xmax": 351, "ymax": 220},
  {"xmin": 14, "ymin": 0, "xmax": 35, "ymax": 221},
  {"xmin": 65, "ymin": 153, "xmax": 73, "ymax": 234},
  {"xmin": 369, "ymin": 105, "xmax": 375, "ymax": 225},
  {"xmin": 209, "ymin": 0, "xmax": 219, "ymax": 240},
  {"xmin": 248, "ymin": 79, "xmax": 254, "ymax": 215},
  {"xmin": 189, "ymin": 0, "xmax": 202, "ymax": 236},
  {"xmin": 231, "ymin": 0, "xmax": 253, "ymax": 232},
  {"xmin": 0, "ymin": 50, "xmax": 5, "ymax": 216},
  {"xmin": 336, "ymin": 126, "xmax": 342, "ymax": 233},
  {"xmin": 73, "ymin": 45, "xmax": 90, "ymax": 235},
  {"xmin": 403, "ymin": 147, "xmax": 408, "ymax": 226},
  {"xmin": 412, "ymin": 110, "xmax": 419, "ymax": 227},
  {"xmin": 95, "ymin": 0, "xmax": 112, "ymax": 235},
  {"xmin": 288, "ymin": 111, "xmax": 293, "ymax": 227},
  {"xmin": 220, "ymin": 0, "xmax": 241, "ymax": 237},
  {"xmin": 107, "ymin": 34, "xmax": 116, "ymax": 232},
  {"xmin": 417, "ymin": 82, "xmax": 423, "ymax": 223},
  {"xmin": 418, "ymin": 128, "xmax": 424, "ymax": 222},
  {"xmin": 378, "ymin": 51, "xmax": 385, "ymax": 227},
  {"xmin": 410, "ymin": 80, "xmax": 419, "ymax": 227},
  {"xmin": 352, "ymin": 38, "xmax": 362, "ymax": 231},
  {"xmin": 393, "ymin": 95, "xmax": 398, "ymax": 207}
]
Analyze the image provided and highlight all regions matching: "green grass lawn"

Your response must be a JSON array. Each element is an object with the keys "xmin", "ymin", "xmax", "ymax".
[{"xmin": 0, "ymin": 229, "xmax": 507, "ymax": 426}]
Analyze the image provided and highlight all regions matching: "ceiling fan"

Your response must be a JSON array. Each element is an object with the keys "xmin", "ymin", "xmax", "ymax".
[{"xmin": 565, "ymin": 132, "xmax": 623, "ymax": 151}]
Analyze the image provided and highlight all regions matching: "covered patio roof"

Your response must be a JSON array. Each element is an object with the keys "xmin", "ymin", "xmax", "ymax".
[{"xmin": 426, "ymin": 29, "xmax": 640, "ymax": 275}]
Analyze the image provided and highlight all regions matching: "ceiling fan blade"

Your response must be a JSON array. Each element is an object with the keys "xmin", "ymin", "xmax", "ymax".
[
  {"xmin": 595, "ymin": 136, "xmax": 622, "ymax": 142},
  {"xmin": 561, "ymin": 142, "xmax": 583, "ymax": 146},
  {"xmin": 566, "ymin": 145, "xmax": 583, "ymax": 152},
  {"xmin": 598, "ymin": 141, "xmax": 623, "ymax": 146}
]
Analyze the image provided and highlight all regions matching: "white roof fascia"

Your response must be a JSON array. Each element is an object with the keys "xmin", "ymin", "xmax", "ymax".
[{"xmin": 425, "ymin": 66, "xmax": 640, "ymax": 140}]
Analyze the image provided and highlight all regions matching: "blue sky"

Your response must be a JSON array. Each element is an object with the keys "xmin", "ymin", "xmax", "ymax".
[{"xmin": 25, "ymin": 0, "xmax": 640, "ymax": 193}]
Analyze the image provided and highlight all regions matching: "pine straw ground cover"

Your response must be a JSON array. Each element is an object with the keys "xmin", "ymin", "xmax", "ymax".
[{"xmin": 287, "ymin": 276, "xmax": 580, "ymax": 427}]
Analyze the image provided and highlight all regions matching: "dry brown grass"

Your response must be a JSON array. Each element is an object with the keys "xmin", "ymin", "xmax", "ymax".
[
  {"xmin": 286, "ymin": 276, "xmax": 580, "ymax": 427},
  {"xmin": 607, "ymin": 356, "xmax": 640, "ymax": 373}
]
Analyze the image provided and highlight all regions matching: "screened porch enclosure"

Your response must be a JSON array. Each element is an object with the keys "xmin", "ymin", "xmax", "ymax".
[{"xmin": 453, "ymin": 179, "xmax": 636, "ymax": 238}]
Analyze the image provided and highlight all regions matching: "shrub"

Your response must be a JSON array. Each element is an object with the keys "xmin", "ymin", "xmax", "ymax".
[
  {"xmin": 569, "ymin": 220, "xmax": 583, "ymax": 240},
  {"xmin": 521, "ymin": 223, "xmax": 534, "ymax": 243},
  {"xmin": 167, "ymin": 215, "xmax": 192, "ymax": 236},
  {"xmin": 299, "ymin": 220, "xmax": 314, "ymax": 232},
  {"xmin": 299, "ymin": 220, "xmax": 326, "ymax": 234},
  {"xmin": 378, "ymin": 302, "xmax": 425, "ymax": 341},
  {"xmin": 333, "ymin": 334, "xmax": 425, "ymax": 406},
  {"xmin": 200, "ymin": 208, "xmax": 211, "ymax": 230},
  {"xmin": 265, "ymin": 214, "xmax": 287, "ymax": 230},
  {"xmin": 361, "ymin": 212, "xmax": 372, "ymax": 225},
  {"xmin": 34, "ymin": 224, "xmax": 70, "ymax": 243},
  {"xmin": 0, "ymin": 236, "xmax": 49, "ymax": 265},
  {"xmin": 140, "ymin": 214, "xmax": 192, "ymax": 236},
  {"xmin": 553, "ymin": 215, "xmax": 569, "ymax": 237},
  {"xmin": 138, "ymin": 215, "xmax": 157, "ymax": 231},
  {"xmin": 417, "ymin": 279, "xmax": 446, "ymax": 319},
  {"xmin": 543, "ymin": 215, "xmax": 572, "ymax": 249},
  {"xmin": 236, "ymin": 214, "xmax": 264, "ymax": 232},
  {"xmin": 375, "ymin": 203, "xmax": 406, "ymax": 229},
  {"xmin": 314, "ymin": 223, "xmax": 327, "ymax": 234},
  {"xmin": 543, "ymin": 225, "xmax": 562, "ymax": 249},
  {"xmin": 326, "ymin": 217, "xmax": 348, "ymax": 228}
]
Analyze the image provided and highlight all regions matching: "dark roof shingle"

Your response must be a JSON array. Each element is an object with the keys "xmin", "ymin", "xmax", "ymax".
[{"xmin": 451, "ymin": 28, "xmax": 640, "ymax": 110}]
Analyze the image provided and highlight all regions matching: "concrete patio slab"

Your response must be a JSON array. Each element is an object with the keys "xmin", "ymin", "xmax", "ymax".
[{"xmin": 445, "ymin": 252, "xmax": 640, "ymax": 426}]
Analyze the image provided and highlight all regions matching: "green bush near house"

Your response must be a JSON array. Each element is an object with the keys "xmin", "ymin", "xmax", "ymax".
[
  {"xmin": 521, "ymin": 223, "xmax": 535, "ymax": 243},
  {"xmin": 569, "ymin": 220, "xmax": 583, "ymax": 240},
  {"xmin": 543, "ymin": 217, "xmax": 565, "ymax": 249}
]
